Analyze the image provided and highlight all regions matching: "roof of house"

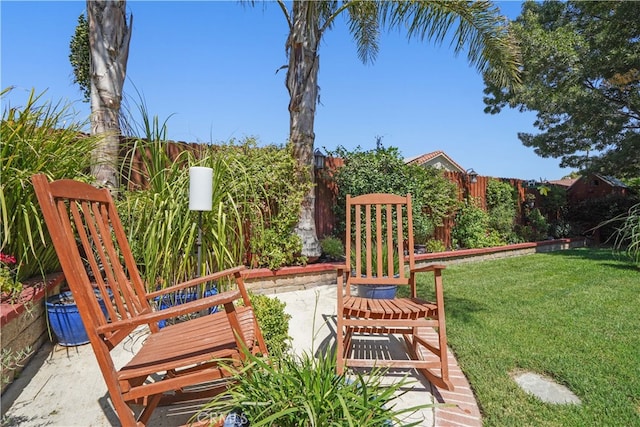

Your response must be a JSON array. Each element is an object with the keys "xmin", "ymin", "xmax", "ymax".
[
  {"xmin": 548, "ymin": 178, "xmax": 578, "ymax": 187},
  {"xmin": 568, "ymin": 174, "xmax": 629, "ymax": 190},
  {"xmin": 405, "ymin": 150, "xmax": 466, "ymax": 173},
  {"xmin": 598, "ymin": 175, "xmax": 628, "ymax": 188}
]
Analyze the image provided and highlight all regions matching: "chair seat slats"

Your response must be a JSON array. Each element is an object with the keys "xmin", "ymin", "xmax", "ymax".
[
  {"xmin": 343, "ymin": 296, "xmax": 436, "ymax": 319},
  {"xmin": 120, "ymin": 307, "xmax": 256, "ymax": 378}
]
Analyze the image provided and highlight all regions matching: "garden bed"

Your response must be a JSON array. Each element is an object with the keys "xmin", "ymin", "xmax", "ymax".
[
  {"xmin": 1, "ymin": 272, "xmax": 65, "ymax": 394},
  {"xmin": 243, "ymin": 238, "xmax": 586, "ymax": 293}
]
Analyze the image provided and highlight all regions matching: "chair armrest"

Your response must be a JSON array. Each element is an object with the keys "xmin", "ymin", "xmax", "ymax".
[
  {"xmin": 96, "ymin": 289, "xmax": 241, "ymax": 334},
  {"xmin": 145, "ymin": 265, "xmax": 246, "ymax": 299},
  {"xmin": 333, "ymin": 263, "xmax": 349, "ymax": 274},
  {"xmin": 410, "ymin": 264, "xmax": 446, "ymax": 274}
]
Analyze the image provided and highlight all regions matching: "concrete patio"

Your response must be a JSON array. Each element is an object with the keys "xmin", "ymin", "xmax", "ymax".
[{"xmin": 1, "ymin": 285, "xmax": 481, "ymax": 426}]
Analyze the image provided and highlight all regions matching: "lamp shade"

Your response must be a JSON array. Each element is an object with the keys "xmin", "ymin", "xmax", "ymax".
[{"xmin": 189, "ymin": 167, "xmax": 213, "ymax": 211}]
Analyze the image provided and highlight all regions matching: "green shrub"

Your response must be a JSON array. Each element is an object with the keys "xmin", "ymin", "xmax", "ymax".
[
  {"xmin": 320, "ymin": 236, "xmax": 344, "ymax": 261},
  {"xmin": 118, "ymin": 126, "xmax": 310, "ymax": 285},
  {"xmin": 528, "ymin": 208, "xmax": 550, "ymax": 241},
  {"xmin": 118, "ymin": 133, "xmax": 245, "ymax": 288},
  {"xmin": 537, "ymin": 185, "xmax": 568, "ymax": 230},
  {"xmin": 329, "ymin": 144, "xmax": 458, "ymax": 243},
  {"xmin": 486, "ymin": 179, "xmax": 517, "ymax": 242},
  {"xmin": 250, "ymin": 293, "xmax": 292, "ymax": 358},
  {"xmin": 1, "ymin": 88, "xmax": 98, "ymax": 289},
  {"xmin": 195, "ymin": 349, "xmax": 427, "ymax": 426},
  {"xmin": 426, "ymin": 239, "xmax": 446, "ymax": 253},
  {"xmin": 216, "ymin": 140, "xmax": 311, "ymax": 269},
  {"xmin": 250, "ymin": 228, "xmax": 303, "ymax": 270},
  {"xmin": 452, "ymin": 199, "xmax": 505, "ymax": 249},
  {"xmin": 549, "ymin": 218, "xmax": 572, "ymax": 239}
]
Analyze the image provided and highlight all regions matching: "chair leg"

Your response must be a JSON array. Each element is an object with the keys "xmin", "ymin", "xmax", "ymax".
[
  {"xmin": 336, "ymin": 316, "xmax": 345, "ymax": 375},
  {"xmin": 110, "ymin": 396, "xmax": 139, "ymax": 427},
  {"xmin": 137, "ymin": 393, "xmax": 163, "ymax": 426},
  {"xmin": 403, "ymin": 331, "xmax": 454, "ymax": 391},
  {"xmin": 438, "ymin": 329, "xmax": 450, "ymax": 388}
]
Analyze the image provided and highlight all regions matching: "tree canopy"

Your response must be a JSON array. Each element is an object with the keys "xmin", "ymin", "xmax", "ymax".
[
  {"xmin": 483, "ymin": 1, "xmax": 640, "ymax": 178},
  {"xmin": 69, "ymin": 14, "xmax": 90, "ymax": 102}
]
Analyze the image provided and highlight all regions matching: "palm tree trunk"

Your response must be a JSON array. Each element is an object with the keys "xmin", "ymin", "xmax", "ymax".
[
  {"xmin": 286, "ymin": 1, "xmax": 322, "ymax": 259},
  {"xmin": 87, "ymin": 0, "xmax": 132, "ymax": 192}
]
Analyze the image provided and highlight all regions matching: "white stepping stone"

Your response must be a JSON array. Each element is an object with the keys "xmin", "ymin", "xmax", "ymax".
[{"xmin": 513, "ymin": 371, "xmax": 582, "ymax": 405}]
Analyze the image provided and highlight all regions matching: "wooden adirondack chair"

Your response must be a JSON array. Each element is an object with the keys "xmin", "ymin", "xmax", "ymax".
[
  {"xmin": 32, "ymin": 174, "xmax": 267, "ymax": 426},
  {"xmin": 335, "ymin": 193, "xmax": 453, "ymax": 391}
]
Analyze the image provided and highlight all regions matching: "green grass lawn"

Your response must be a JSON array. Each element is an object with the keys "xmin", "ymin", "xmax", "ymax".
[{"xmin": 416, "ymin": 248, "xmax": 640, "ymax": 426}]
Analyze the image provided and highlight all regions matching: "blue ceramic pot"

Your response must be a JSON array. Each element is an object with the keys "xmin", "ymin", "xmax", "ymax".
[
  {"xmin": 356, "ymin": 284, "xmax": 397, "ymax": 299},
  {"xmin": 46, "ymin": 290, "xmax": 108, "ymax": 346},
  {"xmin": 155, "ymin": 286, "xmax": 218, "ymax": 328}
]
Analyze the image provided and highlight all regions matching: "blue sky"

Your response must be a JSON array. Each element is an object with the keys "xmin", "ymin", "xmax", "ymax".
[{"xmin": 1, "ymin": 1, "xmax": 572, "ymax": 180}]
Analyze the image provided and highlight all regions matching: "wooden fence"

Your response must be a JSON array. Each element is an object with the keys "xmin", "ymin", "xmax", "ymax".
[
  {"xmin": 119, "ymin": 141, "xmax": 530, "ymax": 251},
  {"xmin": 314, "ymin": 161, "xmax": 529, "ymax": 249}
]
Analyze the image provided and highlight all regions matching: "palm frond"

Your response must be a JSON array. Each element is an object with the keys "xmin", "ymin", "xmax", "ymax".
[
  {"xmin": 380, "ymin": 0, "xmax": 521, "ymax": 88},
  {"xmin": 346, "ymin": 1, "xmax": 381, "ymax": 64}
]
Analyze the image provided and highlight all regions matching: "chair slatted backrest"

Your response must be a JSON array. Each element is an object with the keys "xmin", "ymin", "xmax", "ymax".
[
  {"xmin": 346, "ymin": 193, "xmax": 415, "ymax": 286},
  {"xmin": 33, "ymin": 175, "xmax": 153, "ymax": 349}
]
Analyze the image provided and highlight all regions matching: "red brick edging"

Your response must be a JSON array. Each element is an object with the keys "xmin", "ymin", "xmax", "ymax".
[
  {"xmin": 0, "ymin": 272, "xmax": 65, "ymax": 327},
  {"xmin": 432, "ymin": 348, "xmax": 482, "ymax": 426},
  {"xmin": 419, "ymin": 328, "xmax": 482, "ymax": 426}
]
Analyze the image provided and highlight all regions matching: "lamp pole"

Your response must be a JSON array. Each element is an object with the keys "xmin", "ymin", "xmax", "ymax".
[{"xmin": 189, "ymin": 167, "xmax": 213, "ymax": 277}]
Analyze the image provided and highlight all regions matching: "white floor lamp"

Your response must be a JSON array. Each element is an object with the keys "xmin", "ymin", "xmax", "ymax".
[{"xmin": 189, "ymin": 167, "xmax": 213, "ymax": 277}]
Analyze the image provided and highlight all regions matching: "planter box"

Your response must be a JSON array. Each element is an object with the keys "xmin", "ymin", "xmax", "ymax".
[{"xmin": 1, "ymin": 272, "xmax": 65, "ymax": 394}]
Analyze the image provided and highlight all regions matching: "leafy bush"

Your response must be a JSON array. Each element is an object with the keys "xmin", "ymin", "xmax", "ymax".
[
  {"xmin": 426, "ymin": 239, "xmax": 446, "ymax": 253},
  {"xmin": 196, "ymin": 350, "xmax": 426, "ymax": 427},
  {"xmin": 250, "ymin": 293, "xmax": 292, "ymax": 358},
  {"xmin": 567, "ymin": 193, "xmax": 639, "ymax": 242},
  {"xmin": 537, "ymin": 185, "xmax": 568, "ymax": 229},
  {"xmin": 519, "ymin": 208, "xmax": 549, "ymax": 241},
  {"xmin": 118, "ymin": 121, "xmax": 245, "ymax": 287},
  {"xmin": 549, "ymin": 217, "xmax": 572, "ymax": 239},
  {"xmin": 119, "ymin": 129, "xmax": 310, "ymax": 285},
  {"xmin": 0, "ymin": 88, "xmax": 97, "ymax": 288},
  {"xmin": 249, "ymin": 228, "xmax": 302, "ymax": 271},
  {"xmin": 319, "ymin": 236, "xmax": 344, "ymax": 261},
  {"xmin": 486, "ymin": 179, "xmax": 517, "ymax": 242},
  {"xmin": 485, "ymin": 178, "xmax": 515, "ymax": 210},
  {"xmin": 329, "ymin": 144, "xmax": 458, "ymax": 243},
  {"xmin": 452, "ymin": 199, "xmax": 505, "ymax": 249},
  {"xmin": 215, "ymin": 140, "xmax": 311, "ymax": 269}
]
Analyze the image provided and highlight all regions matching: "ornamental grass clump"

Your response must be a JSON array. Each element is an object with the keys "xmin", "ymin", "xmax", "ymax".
[
  {"xmin": 118, "ymin": 105, "xmax": 248, "ymax": 289},
  {"xmin": 1, "ymin": 87, "xmax": 98, "ymax": 288},
  {"xmin": 118, "ymin": 105, "xmax": 311, "ymax": 288},
  {"xmin": 195, "ymin": 350, "xmax": 428, "ymax": 427},
  {"xmin": 609, "ymin": 201, "xmax": 640, "ymax": 267}
]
